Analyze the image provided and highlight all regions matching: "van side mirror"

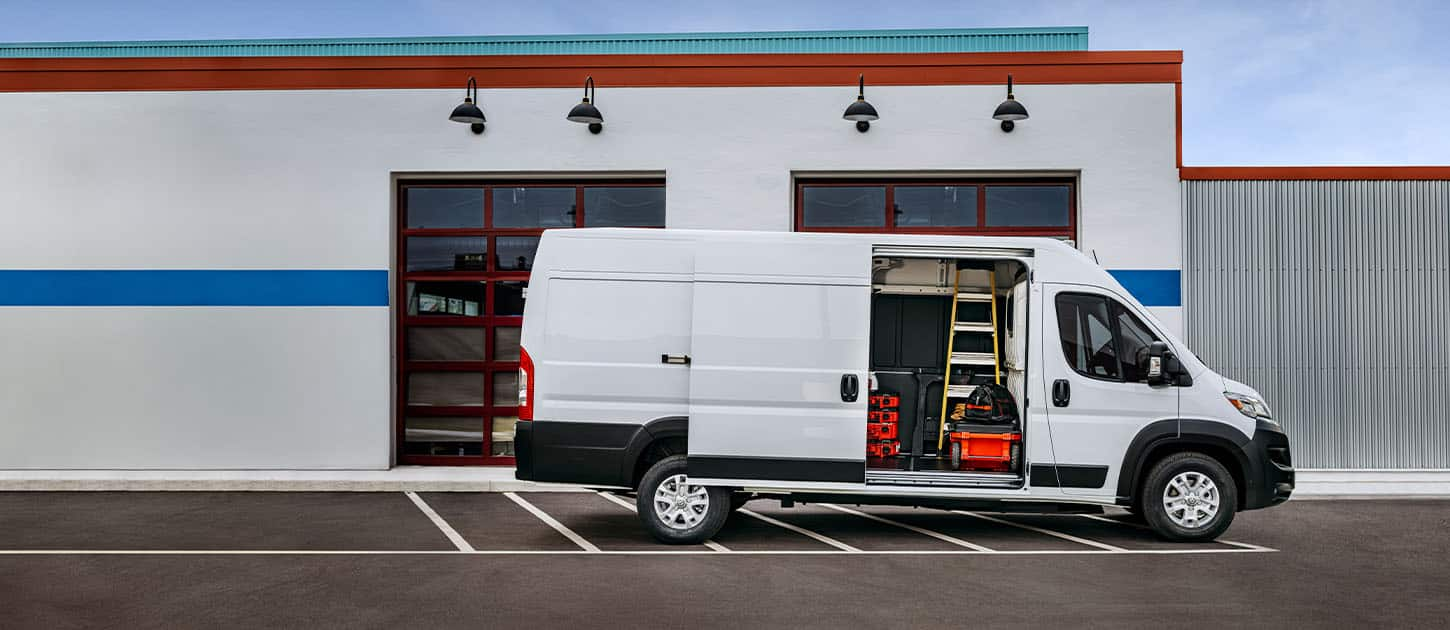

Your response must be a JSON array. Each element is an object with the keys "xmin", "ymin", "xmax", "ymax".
[{"xmin": 1143, "ymin": 341, "xmax": 1173, "ymax": 386}]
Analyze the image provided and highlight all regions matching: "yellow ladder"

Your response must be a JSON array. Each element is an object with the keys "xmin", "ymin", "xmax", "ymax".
[{"xmin": 936, "ymin": 268, "xmax": 1001, "ymax": 451}]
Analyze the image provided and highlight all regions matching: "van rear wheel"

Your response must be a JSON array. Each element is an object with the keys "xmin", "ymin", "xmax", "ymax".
[
  {"xmin": 636, "ymin": 454, "xmax": 731, "ymax": 545},
  {"xmin": 1141, "ymin": 452, "xmax": 1237, "ymax": 542}
]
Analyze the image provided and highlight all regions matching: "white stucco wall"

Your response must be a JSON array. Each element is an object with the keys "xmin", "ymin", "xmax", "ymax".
[{"xmin": 0, "ymin": 82, "xmax": 1179, "ymax": 469}]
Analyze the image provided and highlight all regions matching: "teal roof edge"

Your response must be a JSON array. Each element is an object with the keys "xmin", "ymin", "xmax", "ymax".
[{"xmin": 0, "ymin": 27, "xmax": 1089, "ymax": 58}]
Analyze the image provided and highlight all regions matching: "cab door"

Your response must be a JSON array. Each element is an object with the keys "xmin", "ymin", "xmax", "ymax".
[
  {"xmin": 1041, "ymin": 285, "xmax": 1178, "ymax": 497},
  {"xmin": 686, "ymin": 236, "xmax": 871, "ymax": 485}
]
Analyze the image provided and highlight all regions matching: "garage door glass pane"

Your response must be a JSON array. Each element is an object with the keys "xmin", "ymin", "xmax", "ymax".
[
  {"xmin": 494, "ymin": 281, "xmax": 527, "ymax": 315},
  {"xmin": 583, "ymin": 187, "xmax": 666, "ymax": 227},
  {"xmin": 495, "ymin": 236, "xmax": 540, "ymax": 271},
  {"xmin": 407, "ymin": 327, "xmax": 486, "ymax": 362},
  {"xmin": 986, "ymin": 186, "xmax": 1071, "ymax": 227},
  {"xmin": 802, "ymin": 186, "xmax": 886, "ymax": 227},
  {"xmin": 406, "ymin": 237, "xmax": 488, "ymax": 272},
  {"xmin": 404, "ymin": 417, "xmax": 483, "ymax": 456},
  {"xmin": 406, "ymin": 281, "xmax": 485, "ymax": 317},
  {"xmin": 492, "ymin": 187, "xmax": 576, "ymax": 228},
  {"xmin": 408, "ymin": 372, "xmax": 485, "ymax": 406},
  {"xmin": 407, "ymin": 188, "xmax": 484, "ymax": 228},
  {"xmin": 493, "ymin": 371, "xmax": 519, "ymax": 406},
  {"xmin": 491, "ymin": 416, "xmax": 518, "ymax": 456},
  {"xmin": 494, "ymin": 327, "xmax": 521, "ymax": 361},
  {"xmin": 895, "ymin": 186, "xmax": 977, "ymax": 227}
]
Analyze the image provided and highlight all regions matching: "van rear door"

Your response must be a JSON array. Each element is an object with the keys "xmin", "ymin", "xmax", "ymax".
[{"xmin": 687, "ymin": 236, "xmax": 871, "ymax": 485}]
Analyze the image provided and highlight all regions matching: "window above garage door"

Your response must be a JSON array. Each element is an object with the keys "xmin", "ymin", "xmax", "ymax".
[{"xmin": 795, "ymin": 179, "xmax": 1076, "ymax": 238}]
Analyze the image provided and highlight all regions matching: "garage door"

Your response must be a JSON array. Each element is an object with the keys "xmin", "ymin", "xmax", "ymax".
[{"xmin": 396, "ymin": 181, "xmax": 665, "ymax": 465}]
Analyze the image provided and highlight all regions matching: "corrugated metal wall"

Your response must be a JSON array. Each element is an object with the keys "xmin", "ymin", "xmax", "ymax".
[{"xmin": 1183, "ymin": 180, "xmax": 1450, "ymax": 469}]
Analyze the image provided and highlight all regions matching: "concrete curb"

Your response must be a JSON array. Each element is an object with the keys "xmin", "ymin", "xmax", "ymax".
[{"xmin": 0, "ymin": 468, "xmax": 590, "ymax": 492}]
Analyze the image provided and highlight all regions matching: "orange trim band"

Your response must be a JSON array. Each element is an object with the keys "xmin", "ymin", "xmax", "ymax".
[
  {"xmin": 0, "ymin": 50, "xmax": 1183, "ymax": 92},
  {"xmin": 1181, "ymin": 166, "xmax": 1450, "ymax": 181}
]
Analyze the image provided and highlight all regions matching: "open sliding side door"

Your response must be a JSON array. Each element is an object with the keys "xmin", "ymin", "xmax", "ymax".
[{"xmin": 687, "ymin": 236, "xmax": 871, "ymax": 486}]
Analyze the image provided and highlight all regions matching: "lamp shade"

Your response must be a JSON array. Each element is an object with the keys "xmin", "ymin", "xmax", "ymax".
[
  {"xmin": 567, "ymin": 100, "xmax": 604, "ymax": 124},
  {"xmin": 843, "ymin": 98, "xmax": 879, "ymax": 122},
  {"xmin": 992, "ymin": 97, "xmax": 1028, "ymax": 121},
  {"xmin": 449, "ymin": 99, "xmax": 486, "ymax": 125}
]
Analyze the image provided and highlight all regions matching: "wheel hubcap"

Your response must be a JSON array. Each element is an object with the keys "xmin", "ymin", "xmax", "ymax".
[
  {"xmin": 1162, "ymin": 471, "xmax": 1220, "ymax": 529},
  {"xmin": 653, "ymin": 473, "xmax": 709, "ymax": 530}
]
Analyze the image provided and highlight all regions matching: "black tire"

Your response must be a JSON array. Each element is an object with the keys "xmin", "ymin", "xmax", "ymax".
[
  {"xmin": 1141, "ymin": 452, "xmax": 1237, "ymax": 542},
  {"xmin": 729, "ymin": 492, "xmax": 754, "ymax": 512},
  {"xmin": 949, "ymin": 442, "xmax": 962, "ymax": 470},
  {"xmin": 635, "ymin": 454, "xmax": 731, "ymax": 545}
]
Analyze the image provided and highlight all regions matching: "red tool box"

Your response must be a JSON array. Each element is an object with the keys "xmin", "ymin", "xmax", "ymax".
[
  {"xmin": 868, "ymin": 394, "xmax": 900, "ymax": 409},
  {"xmin": 866, "ymin": 441, "xmax": 898, "ymax": 458},
  {"xmin": 866, "ymin": 390, "xmax": 901, "ymax": 458},
  {"xmin": 867, "ymin": 422, "xmax": 898, "ymax": 440}
]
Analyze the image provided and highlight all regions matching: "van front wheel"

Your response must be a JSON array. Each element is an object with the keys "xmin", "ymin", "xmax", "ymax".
[
  {"xmin": 636, "ymin": 454, "xmax": 731, "ymax": 545},
  {"xmin": 1141, "ymin": 452, "xmax": 1237, "ymax": 542}
]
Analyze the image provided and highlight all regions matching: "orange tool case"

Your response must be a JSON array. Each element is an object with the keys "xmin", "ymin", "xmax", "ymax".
[{"xmin": 946, "ymin": 424, "xmax": 1021, "ymax": 472}]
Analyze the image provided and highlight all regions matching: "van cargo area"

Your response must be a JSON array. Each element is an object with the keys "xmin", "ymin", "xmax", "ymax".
[{"xmin": 867, "ymin": 256, "xmax": 1028, "ymax": 488}]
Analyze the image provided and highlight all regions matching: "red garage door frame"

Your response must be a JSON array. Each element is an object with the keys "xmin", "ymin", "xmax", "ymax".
[{"xmin": 396, "ymin": 179, "xmax": 665, "ymax": 466}]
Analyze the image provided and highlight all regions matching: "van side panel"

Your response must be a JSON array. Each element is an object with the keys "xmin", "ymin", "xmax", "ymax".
[
  {"xmin": 687, "ymin": 238, "xmax": 870, "ymax": 484},
  {"xmin": 522, "ymin": 234, "xmax": 695, "ymax": 486}
]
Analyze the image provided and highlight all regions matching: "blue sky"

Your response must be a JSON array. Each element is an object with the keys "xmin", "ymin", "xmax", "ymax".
[{"xmin": 4, "ymin": 0, "xmax": 1447, "ymax": 165}]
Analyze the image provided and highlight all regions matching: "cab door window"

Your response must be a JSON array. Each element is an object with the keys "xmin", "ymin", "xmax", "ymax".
[
  {"xmin": 1055, "ymin": 293, "xmax": 1163, "ymax": 383},
  {"xmin": 1114, "ymin": 306, "xmax": 1161, "ymax": 382},
  {"xmin": 1056, "ymin": 294, "xmax": 1119, "ymax": 380}
]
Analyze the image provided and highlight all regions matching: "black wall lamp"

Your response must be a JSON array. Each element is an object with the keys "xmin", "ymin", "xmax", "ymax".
[
  {"xmin": 842, "ymin": 73, "xmax": 879, "ymax": 132},
  {"xmin": 448, "ymin": 76, "xmax": 486, "ymax": 134},
  {"xmin": 567, "ymin": 76, "xmax": 604, "ymax": 134},
  {"xmin": 992, "ymin": 74, "xmax": 1029, "ymax": 132}
]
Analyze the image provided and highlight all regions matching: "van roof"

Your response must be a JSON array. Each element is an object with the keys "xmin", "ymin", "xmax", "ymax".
[
  {"xmin": 544, "ymin": 227, "xmax": 1080, "ymax": 254},
  {"xmin": 542, "ymin": 228, "xmax": 1142, "ymax": 313}
]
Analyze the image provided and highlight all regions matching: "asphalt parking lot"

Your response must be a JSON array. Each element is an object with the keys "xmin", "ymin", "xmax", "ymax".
[{"xmin": 1, "ymin": 492, "xmax": 1447, "ymax": 628}]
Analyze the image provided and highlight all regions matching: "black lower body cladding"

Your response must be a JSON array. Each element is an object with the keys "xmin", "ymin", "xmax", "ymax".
[{"xmin": 513, "ymin": 420, "xmax": 644, "ymax": 487}]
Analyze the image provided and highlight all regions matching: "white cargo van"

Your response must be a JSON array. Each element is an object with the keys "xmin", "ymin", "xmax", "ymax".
[{"xmin": 513, "ymin": 228, "xmax": 1293, "ymax": 543}]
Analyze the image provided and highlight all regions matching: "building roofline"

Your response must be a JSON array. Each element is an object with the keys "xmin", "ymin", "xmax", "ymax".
[
  {"xmin": 0, "ymin": 27, "xmax": 1090, "ymax": 58},
  {"xmin": 1181, "ymin": 166, "xmax": 1450, "ymax": 181}
]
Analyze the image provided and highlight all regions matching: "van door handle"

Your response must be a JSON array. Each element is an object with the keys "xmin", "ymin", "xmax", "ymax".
[
  {"xmin": 1051, "ymin": 379, "xmax": 1071, "ymax": 407},
  {"xmin": 841, "ymin": 374, "xmax": 859, "ymax": 403},
  {"xmin": 661, "ymin": 354, "xmax": 691, "ymax": 365}
]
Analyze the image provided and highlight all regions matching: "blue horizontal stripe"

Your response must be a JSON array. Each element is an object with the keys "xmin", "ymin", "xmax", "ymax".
[
  {"xmin": 0, "ymin": 270, "xmax": 388, "ymax": 306},
  {"xmin": 1107, "ymin": 269, "xmax": 1182, "ymax": 307}
]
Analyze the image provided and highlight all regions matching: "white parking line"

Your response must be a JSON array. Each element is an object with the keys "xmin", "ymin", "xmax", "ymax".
[
  {"xmin": 1215, "ymin": 539, "xmax": 1276, "ymax": 552},
  {"xmin": 594, "ymin": 491, "xmax": 732, "ymax": 552},
  {"xmin": 1077, "ymin": 514, "xmax": 1278, "ymax": 552},
  {"xmin": 0, "ymin": 548, "xmax": 1275, "ymax": 556},
  {"xmin": 737, "ymin": 508, "xmax": 861, "ymax": 552},
  {"xmin": 953, "ymin": 511, "xmax": 1127, "ymax": 552},
  {"xmin": 503, "ymin": 492, "xmax": 600, "ymax": 552},
  {"xmin": 820, "ymin": 504, "xmax": 995, "ymax": 552},
  {"xmin": 404, "ymin": 491, "xmax": 474, "ymax": 552}
]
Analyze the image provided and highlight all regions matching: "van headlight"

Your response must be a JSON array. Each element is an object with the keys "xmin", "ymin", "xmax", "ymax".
[{"xmin": 1224, "ymin": 392, "xmax": 1273, "ymax": 421}]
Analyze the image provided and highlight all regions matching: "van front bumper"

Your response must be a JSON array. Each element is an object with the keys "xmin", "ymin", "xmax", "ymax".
[{"xmin": 1243, "ymin": 420, "xmax": 1294, "ymax": 509}]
